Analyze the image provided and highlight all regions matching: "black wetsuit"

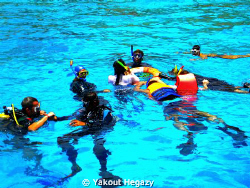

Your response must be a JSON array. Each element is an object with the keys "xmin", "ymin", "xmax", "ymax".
[
  {"xmin": 78, "ymin": 105, "xmax": 113, "ymax": 128},
  {"xmin": 70, "ymin": 79, "xmax": 97, "ymax": 96}
]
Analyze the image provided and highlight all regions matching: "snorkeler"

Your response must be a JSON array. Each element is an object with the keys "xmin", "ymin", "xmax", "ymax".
[
  {"xmin": 167, "ymin": 66, "xmax": 249, "ymax": 94},
  {"xmin": 191, "ymin": 45, "xmax": 250, "ymax": 59},
  {"xmin": 0, "ymin": 97, "xmax": 57, "ymax": 132},
  {"xmin": 127, "ymin": 46, "xmax": 152, "ymax": 68},
  {"xmin": 108, "ymin": 59, "xmax": 140, "ymax": 86},
  {"xmin": 57, "ymin": 92, "xmax": 121, "ymax": 182},
  {"xmin": 70, "ymin": 60, "xmax": 110, "ymax": 99}
]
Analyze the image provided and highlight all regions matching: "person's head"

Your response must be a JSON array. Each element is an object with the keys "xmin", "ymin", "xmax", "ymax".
[
  {"xmin": 168, "ymin": 68, "xmax": 189, "ymax": 76},
  {"xmin": 74, "ymin": 65, "xmax": 89, "ymax": 80},
  {"xmin": 113, "ymin": 59, "xmax": 128, "ymax": 85},
  {"xmin": 21, "ymin": 97, "xmax": 40, "ymax": 117},
  {"xmin": 82, "ymin": 92, "xmax": 99, "ymax": 111},
  {"xmin": 191, "ymin": 45, "xmax": 200, "ymax": 56},
  {"xmin": 178, "ymin": 70, "xmax": 189, "ymax": 75},
  {"xmin": 132, "ymin": 49, "xmax": 144, "ymax": 64}
]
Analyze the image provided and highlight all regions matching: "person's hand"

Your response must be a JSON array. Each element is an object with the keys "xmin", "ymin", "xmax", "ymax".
[
  {"xmin": 202, "ymin": 79, "xmax": 209, "ymax": 85},
  {"xmin": 47, "ymin": 112, "xmax": 55, "ymax": 117},
  {"xmin": 46, "ymin": 112, "xmax": 56, "ymax": 120},
  {"xmin": 70, "ymin": 120, "xmax": 86, "ymax": 127},
  {"xmin": 40, "ymin": 110, "xmax": 46, "ymax": 116},
  {"xmin": 103, "ymin": 89, "xmax": 111, "ymax": 93}
]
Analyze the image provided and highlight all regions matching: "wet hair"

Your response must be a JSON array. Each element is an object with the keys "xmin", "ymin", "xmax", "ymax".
[
  {"xmin": 192, "ymin": 45, "xmax": 200, "ymax": 50},
  {"xmin": 83, "ymin": 92, "xmax": 98, "ymax": 102},
  {"xmin": 168, "ymin": 68, "xmax": 189, "ymax": 75},
  {"xmin": 179, "ymin": 70, "xmax": 189, "ymax": 75},
  {"xmin": 133, "ymin": 49, "xmax": 144, "ymax": 57},
  {"xmin": 83, "ymin": 92, "xmax": 99, "ymax": 108},
  {"xmin": 21, "ymin": 97, "xmax": 38, "ymax": 111},
  {"xmin": 113, "ymin": 59, "xmax": 127, "ymax": 85}
]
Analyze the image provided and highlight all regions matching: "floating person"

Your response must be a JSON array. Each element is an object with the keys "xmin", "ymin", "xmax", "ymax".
[
  {"xmin": 70, "ymin": 60, "xmax": 110, "ymax": 100},
  {"xmin": 167, "ymin": 66, "xmax": 249, "ymax": 94},
  {"xmin": 134, "ymin": 77, "xmax": 181, "ymax": 101},
  {"xmin": 0, "ymin": 97, "xmax": 57, "ymax": 133},
  {"xmin": 191, "ymin": 45, "xmax": 250, "ymax": 59},
  {"xmin": 132, "ymin": 66, "xmax": 209, "ymax": 101},
  {"xmin": 132, "ymin": 67, "xmax": 181, "ymax": 101},
  {"xmin": 57, "ymin": 92, "xmax": 122, "ymax": 183}
]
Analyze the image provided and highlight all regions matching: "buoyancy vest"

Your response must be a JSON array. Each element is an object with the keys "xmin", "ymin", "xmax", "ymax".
[{"xmin": 147, "ymin": 82, "xmax": 172, "ymax": 95}]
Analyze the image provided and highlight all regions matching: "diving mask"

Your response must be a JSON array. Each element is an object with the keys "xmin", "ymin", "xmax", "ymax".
[
  {"xmin": 133, "ymin": 53, "xmax": 143, "ymax": 59},
  {"xmin": 191, "ymin": 49, "xmax": 200, "ymax": 56},
  {"xmin": 78, "ymin": 69, "xmax": 89, "ymax": 78}
]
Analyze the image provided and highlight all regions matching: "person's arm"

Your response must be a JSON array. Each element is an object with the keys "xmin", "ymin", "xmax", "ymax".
[
  {"xmin": 131, "ymin": 75, "xmax": 140, "ymax": 85},
  {"xmin": 70, "ymin": 119, "xmax": 86, "ymax": 127},
  {"xmin": 199, "ymin": 53, "xmax": 208, "ymax": 59},
  {"xmin": 28, "ymin": 112, "xmax": 56, "ymax": 131},
  {"xmin": 96, "ymin": 89, "xmax": 111, "ymax": 93},
  {"xmin": 215, "ymin": 54, "xmax": 250, "ymax": 59},
  {"xmin": 133, "ymin": 81, "xmax": 150, "ymax": 94}
]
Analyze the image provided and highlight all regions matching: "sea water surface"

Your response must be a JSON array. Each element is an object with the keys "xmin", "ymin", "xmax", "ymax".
[{"xmin": 0, "ymin": 0, "xmax": 250, "ymax": 188}]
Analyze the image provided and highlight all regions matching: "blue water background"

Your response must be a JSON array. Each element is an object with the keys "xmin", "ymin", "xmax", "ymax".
[{"xmin": 0, "ymin": 0, "xmax": 250, "ymax": 187}]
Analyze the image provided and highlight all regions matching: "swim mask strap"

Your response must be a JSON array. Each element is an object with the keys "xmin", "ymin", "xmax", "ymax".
[{"xmin": 117, "ymin": 60, "xmax": 128, "ymax": 70}]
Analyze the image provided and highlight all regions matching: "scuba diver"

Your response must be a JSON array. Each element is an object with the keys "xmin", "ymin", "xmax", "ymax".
[
  {"xmin": 191, "ymin": 45, "xmax": 250, "ymax": 59},
  {"xmin": 127, "ymin": 46, "xmax": 152, "ymax": 68},
  {"xmin": 108, "ymin": 59, "xmax": 140, "ymax": 86},
  {"xmin": 70, "ymin": 60, "xmax": 110, "ymax": 99},
  {"xmin": 57, "ymin": 92, "xmax": 122, "ymax": 184},
  {"xmin": 0, "ymin": 97, "xmax": 57, "ymax": 133},
  {"xmin": 167, "ymin": 66, "xmax": 249, "ymax": 94}
]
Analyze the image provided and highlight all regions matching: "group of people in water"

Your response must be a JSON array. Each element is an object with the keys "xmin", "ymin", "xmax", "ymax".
[{"xmin": 0, "ymin": 45, "xmax": 249, "ymax": 180}]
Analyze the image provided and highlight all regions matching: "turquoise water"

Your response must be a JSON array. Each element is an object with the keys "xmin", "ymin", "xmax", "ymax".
[{"xmin": 0, "ymin": 0, "xmax": 250, "ymax": 187}]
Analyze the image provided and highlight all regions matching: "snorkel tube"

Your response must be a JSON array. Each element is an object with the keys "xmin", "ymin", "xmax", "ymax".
[
  {"xmin": 131, "ymin": 45, "xmax": 134, "ymax": 61},
  {"xmin": 117, "ymin": 60, "xmax": 128, "ymax": 70},
  {"xmin": 70, "ymin": 60, "xmax": 87, "ymax": 81},
  {"xmin": 173, "ymin": 65, "xmax": 178, "ymax": 75},
  {"xmin": 70, "ymin": 60, "xmax": 76, "ymax": 76},
  {"xmin": 177, "ymin": 66, "xmax": 184, "ymax": 76}
]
